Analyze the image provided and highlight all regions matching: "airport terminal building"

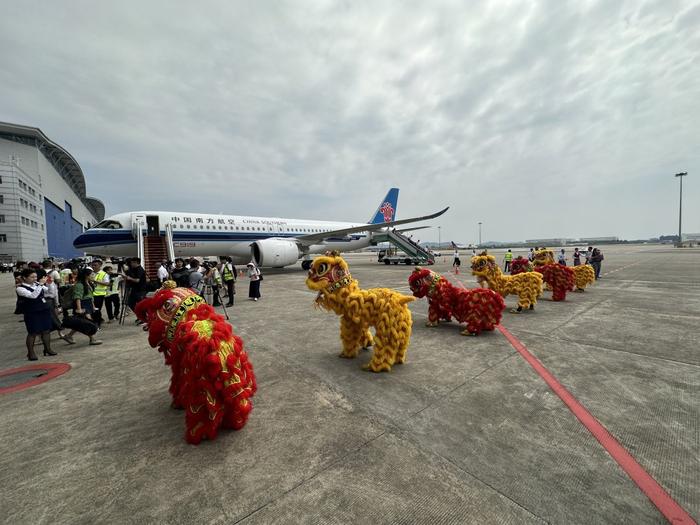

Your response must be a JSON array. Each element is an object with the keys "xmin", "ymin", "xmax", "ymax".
[{"xmin": 0, "ymin": 122, "xmax": 104, "ymax": 263}]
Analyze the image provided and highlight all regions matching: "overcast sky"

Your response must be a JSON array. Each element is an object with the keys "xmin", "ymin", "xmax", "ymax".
[{"xmin": 1, "ymin": 0, "xmax": 698, "ymax": 243}]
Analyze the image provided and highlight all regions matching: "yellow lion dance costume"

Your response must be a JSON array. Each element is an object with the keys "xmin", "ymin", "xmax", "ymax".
[
  {"xmin": 306, "ymin": 252, "xmax": 414, "ymax": 372},
  {"xmin": 534, "ymin": 249, "xmax": 595, "ymax": 292},
  {"xmin": 471, "ymin": 252, "xmax": 543, "ymax": 312}
]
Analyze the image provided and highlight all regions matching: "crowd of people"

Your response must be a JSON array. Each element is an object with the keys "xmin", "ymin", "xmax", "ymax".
[
  {"xmin": 11, "ymin": 256, "xmax": 264, "ymax": 361},
  {"xmin": 517, "ymin": 245, "xmax": 605, "ymax": 278}
]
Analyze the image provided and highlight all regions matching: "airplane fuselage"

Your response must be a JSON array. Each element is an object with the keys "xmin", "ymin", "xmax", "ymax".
[{"xmin": 74, "ymin": 211, "xmax": 373, "ymax": 265}]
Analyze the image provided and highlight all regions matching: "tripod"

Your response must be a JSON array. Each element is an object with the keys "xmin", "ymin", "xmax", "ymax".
[
  {"xmin": 119, "ymin": 286, "xmax": 131, "ymax": 325},
  {"xmin": 200, "ymin": 282, "xmax": 229, "ymax": 320}
]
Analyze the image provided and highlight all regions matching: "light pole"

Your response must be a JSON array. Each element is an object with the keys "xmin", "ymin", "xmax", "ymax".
[
  {"xmin": 478, "ymin": 222, "xmax": 482, "ymax": 247},
  {"xmin": 675, "ymin": 172, "xmax": 688, "ymax": 246},
  {"xmin": 438, "ymin": 226, "xmax": 441, "ymax": 248}
]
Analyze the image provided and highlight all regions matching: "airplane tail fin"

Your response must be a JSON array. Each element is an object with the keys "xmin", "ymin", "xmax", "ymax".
[{"xmin": 368, "ymin": 188, "xmax": 399, "ymax": 224}]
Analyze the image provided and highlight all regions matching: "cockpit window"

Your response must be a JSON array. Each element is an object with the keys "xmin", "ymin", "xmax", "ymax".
[{"xmin": 93, "ymin": 220, "xmax": 123, "ymax": 229}]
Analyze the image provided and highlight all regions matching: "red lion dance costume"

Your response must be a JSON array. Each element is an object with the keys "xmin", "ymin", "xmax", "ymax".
[
  {"xmin": 532, "ymin": 249, "xmax": 575, "ymax": 302},
  {"xmin": 408, "ymin": 267, "xmax": 505, "ymax": 335},
  {"xmin": 135, "ymin": 282, "xmax": 256, "ymax": 444}
]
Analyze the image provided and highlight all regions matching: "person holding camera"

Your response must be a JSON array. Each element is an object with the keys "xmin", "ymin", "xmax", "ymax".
[
  {"xmin": 61, "ymin": 268, "xmax": 103, "ymax": 346},
  {"xmin": 16, "ymin": 268, "xmax": 57, "ymax": 360},
  {"xmin": 203, "ymin": 262, "xmax": 223, "ymax": 306},
  {"xmin": 124, "ymin": 258, "xmax": 148, "ymax": 315},
  {"xmin": 188, "ymin": 259, "xmax": 204, "ymax": 295}
]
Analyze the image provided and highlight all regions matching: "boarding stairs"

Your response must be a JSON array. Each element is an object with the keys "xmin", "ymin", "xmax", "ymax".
[
  {"xmin": 382, "ymin": 229, "xmax": 435, "ymax": 263},
  {"xmin": 144, "ymin": 236, "xmax": 168, "ymax": 281},
  {"xmin": 133, "ymin": 217, "xmax": 175, "ymax": 282}
]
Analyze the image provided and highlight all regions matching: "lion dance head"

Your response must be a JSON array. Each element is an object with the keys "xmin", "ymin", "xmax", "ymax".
[
  {"xmin": 408, "ymin": 267, "xmax": 441, "ymax": 298},
  {"xmin": 533, "ymin": 248, "xmax": 555, "ymax": 266},
  {"xmin": 470, "ymin": 252, "xmax": 498, "ymax": 279}
]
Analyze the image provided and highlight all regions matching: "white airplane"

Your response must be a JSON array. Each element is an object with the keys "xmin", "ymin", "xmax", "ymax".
[{"xmin": 73, "ymin": 188, "xmax": 448, "ymax": 269}]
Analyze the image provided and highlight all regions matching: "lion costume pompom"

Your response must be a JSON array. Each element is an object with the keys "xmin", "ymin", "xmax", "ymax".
[
  {"xmin": 471, "ymin": 252, "xmax": 543, "ymax": 313},
  {"xmin": 532, "ymin": 249, "xmax": 575, "ymax": 301},
  {"xmin": 408, "ymin": 267, "xmax": 505, "ymax": 335},
  {"xmin": 306, "ymin": 252, "xmax": 413, "ymax": 372},
  {"xmin": 135, "ymin": 282, "xmax": 256, "ymax": 444}
]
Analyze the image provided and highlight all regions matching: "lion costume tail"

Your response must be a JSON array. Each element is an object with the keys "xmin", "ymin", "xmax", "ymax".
[
  {"xmin": 538, "ymin": 264, "xmax": 575, "ymax": 301},
  {"xmin": 454, "ymin": 288, "xmax": 505, "ymax": 334},
  {"xmin": 573, "ymin": 264, "xmax": 595, "ymax": 290}
]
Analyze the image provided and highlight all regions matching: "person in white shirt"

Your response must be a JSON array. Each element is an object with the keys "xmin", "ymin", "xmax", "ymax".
[
  {"xmin": 558, "ymin": 249, "xmax": 567, "ymax": 266},
  {"xmin": 157, "ymin": 261, "xmax": 169, "ymax": 284}
]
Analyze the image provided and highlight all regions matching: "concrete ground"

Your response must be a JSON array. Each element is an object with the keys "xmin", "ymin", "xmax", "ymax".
[{"xmin": 0, "ymin": 245, "xmax": 698, "ymax": 524}]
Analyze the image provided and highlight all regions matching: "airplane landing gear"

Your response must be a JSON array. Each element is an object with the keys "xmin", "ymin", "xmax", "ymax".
[{"xmin": 301, "ymin": 260, "xmax": 312, "ymax": 271}]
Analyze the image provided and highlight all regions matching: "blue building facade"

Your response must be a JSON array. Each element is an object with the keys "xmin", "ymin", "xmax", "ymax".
[{"xmin": 45, "ymin": 199, "xmax": 85, "ymax": 259}]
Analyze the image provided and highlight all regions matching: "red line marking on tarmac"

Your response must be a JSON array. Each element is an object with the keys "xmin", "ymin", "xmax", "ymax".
[
  {"xmin": 0, "ymin": 363, "xmax": 71, "ymax": 395},
  {"xmin": 497, "ymin": 325, "xmax": 696, "ymax": 525}
]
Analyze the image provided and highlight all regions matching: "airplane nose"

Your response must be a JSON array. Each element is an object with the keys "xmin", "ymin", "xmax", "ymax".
[{"xmin": 73, "ymin": 232, "xmax": 91, "ymax": 249}]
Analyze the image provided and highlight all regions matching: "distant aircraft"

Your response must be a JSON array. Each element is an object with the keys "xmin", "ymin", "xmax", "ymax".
[{"xmin": 73, "ymin": 188, "xmax": 448, "ymax": 269}]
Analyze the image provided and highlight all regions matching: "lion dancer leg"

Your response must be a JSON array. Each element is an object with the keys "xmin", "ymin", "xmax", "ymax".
[
  {"xmin": 394, "ymin": 306, "xmax": 412, "ymax": 364},
  {"xmin": 339, "ymin": 316, "xmax": 364, "ymax": 358},
  {"xmin": 426, "ymin": 303, "xmax": 441, "ymax": 327},
  {"xmin": 363, "ymin": 311, "xmax": 398, "ymax": 372},
  {"xmin": 359, "ymin": 327, "xmax": 373, "ymax": 350},
  {"xmin": 184, "ymin": 381, "xmax": 224, "ymax": 445},
  {"xmin": 221, "ymin": 339, "xmax": 257, "ymax": 431}
]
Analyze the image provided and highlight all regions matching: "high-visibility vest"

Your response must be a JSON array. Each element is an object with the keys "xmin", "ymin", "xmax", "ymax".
[
  {"xmin": 93, "ymin": 270, "xmax": 110, "ymax": 296},
  {"xmin": 222, "ymin": 264, "xmax": 235, "ymax": 281},
  {"xmin": 505, "ymin": 252, "xmax": 513, "ymax": 261}
]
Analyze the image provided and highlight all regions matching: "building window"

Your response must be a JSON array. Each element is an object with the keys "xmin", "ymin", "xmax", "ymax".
[
  {"xmin": 0, "ymin": 195, "xmax": 3, "ymax": 204},
  {"xmin": 0, "ymin": 215, "xmax": 5, "ymax": 223},
  {"xmin": 0, "ymin": 234, "xmax": 6, "ymax": 242}
]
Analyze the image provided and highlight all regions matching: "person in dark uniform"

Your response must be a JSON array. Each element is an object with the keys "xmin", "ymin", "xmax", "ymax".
[
  {"xmin": 15, "ymin": 268, "xmax": 56, "ymax": 360},
  {"xmin": 124, "ymin": 257, "xmax": 148, "ymax": 317}
]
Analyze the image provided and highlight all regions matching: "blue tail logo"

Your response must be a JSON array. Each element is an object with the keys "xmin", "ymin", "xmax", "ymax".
[{"xmin": 368, "ymin": 188, "xmax": 399, "ymax": 224}]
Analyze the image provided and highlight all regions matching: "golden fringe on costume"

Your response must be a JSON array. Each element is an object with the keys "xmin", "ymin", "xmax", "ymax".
[
  {"xmin": 470, "ymin": 252, "xmax": 543, "ymax": 312},
  {"xmin": 572, "ymin": 264, "xmax": 595, "ymax": 291},
  {"xmin": 306, "ymin": 252, "xmax": 414, "ymax": 372}
]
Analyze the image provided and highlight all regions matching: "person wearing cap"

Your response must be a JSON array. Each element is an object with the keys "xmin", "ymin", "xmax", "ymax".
[{"xmin": 247, "ymin": 262, "xmax": 261, "ymax": 301}]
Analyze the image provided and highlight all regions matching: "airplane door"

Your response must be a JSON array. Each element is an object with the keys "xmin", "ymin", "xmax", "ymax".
[{"xmin": 146, "ymin": 215, "xmax": 160, "ymax": 237}]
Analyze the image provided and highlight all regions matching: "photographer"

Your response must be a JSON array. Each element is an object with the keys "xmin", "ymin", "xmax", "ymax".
[
  {"xmin": 188, "ymin": 259, "xmax": 204, "ymax": 295},
  {"xmin": 124, "ymin": 258, "xmax": 148, "ymax": 315},
  {"xmin": 203, "ymin": 261, "xmax": 223, "ymax": 306},
  {"xmin": 62, "ymin": 267, "xmax": 103, "ymax": 346}
]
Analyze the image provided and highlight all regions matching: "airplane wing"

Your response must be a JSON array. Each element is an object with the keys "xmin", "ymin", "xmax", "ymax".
[
  {"xmin": 396, "ymin": 225, "xmax": 431, "ymax": 233},
  {"xmin": 295, "ymin": 207, "xmax": 449, "ymax": 246}
]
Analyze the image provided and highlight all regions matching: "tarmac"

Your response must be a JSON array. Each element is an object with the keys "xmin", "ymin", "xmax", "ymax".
[{"xmin": 0, "ymin": 244, "xmax": 698, "ymax": 524}]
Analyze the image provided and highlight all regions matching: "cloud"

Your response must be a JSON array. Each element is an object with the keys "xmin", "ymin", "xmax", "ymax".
[{"xmin": 1, "ymin": 0, "xmax": 698, "ymax": 242}]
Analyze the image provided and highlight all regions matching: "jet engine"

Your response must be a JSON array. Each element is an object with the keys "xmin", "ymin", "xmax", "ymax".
[{"xmin": 251, "ymin": 239, "xmax": 300, "ymax": 268}]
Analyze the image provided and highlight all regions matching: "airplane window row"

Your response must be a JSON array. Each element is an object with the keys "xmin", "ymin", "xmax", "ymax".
[{"xmin": 171, "ymin": 223, "xmax": 328, "ymax": 234}]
